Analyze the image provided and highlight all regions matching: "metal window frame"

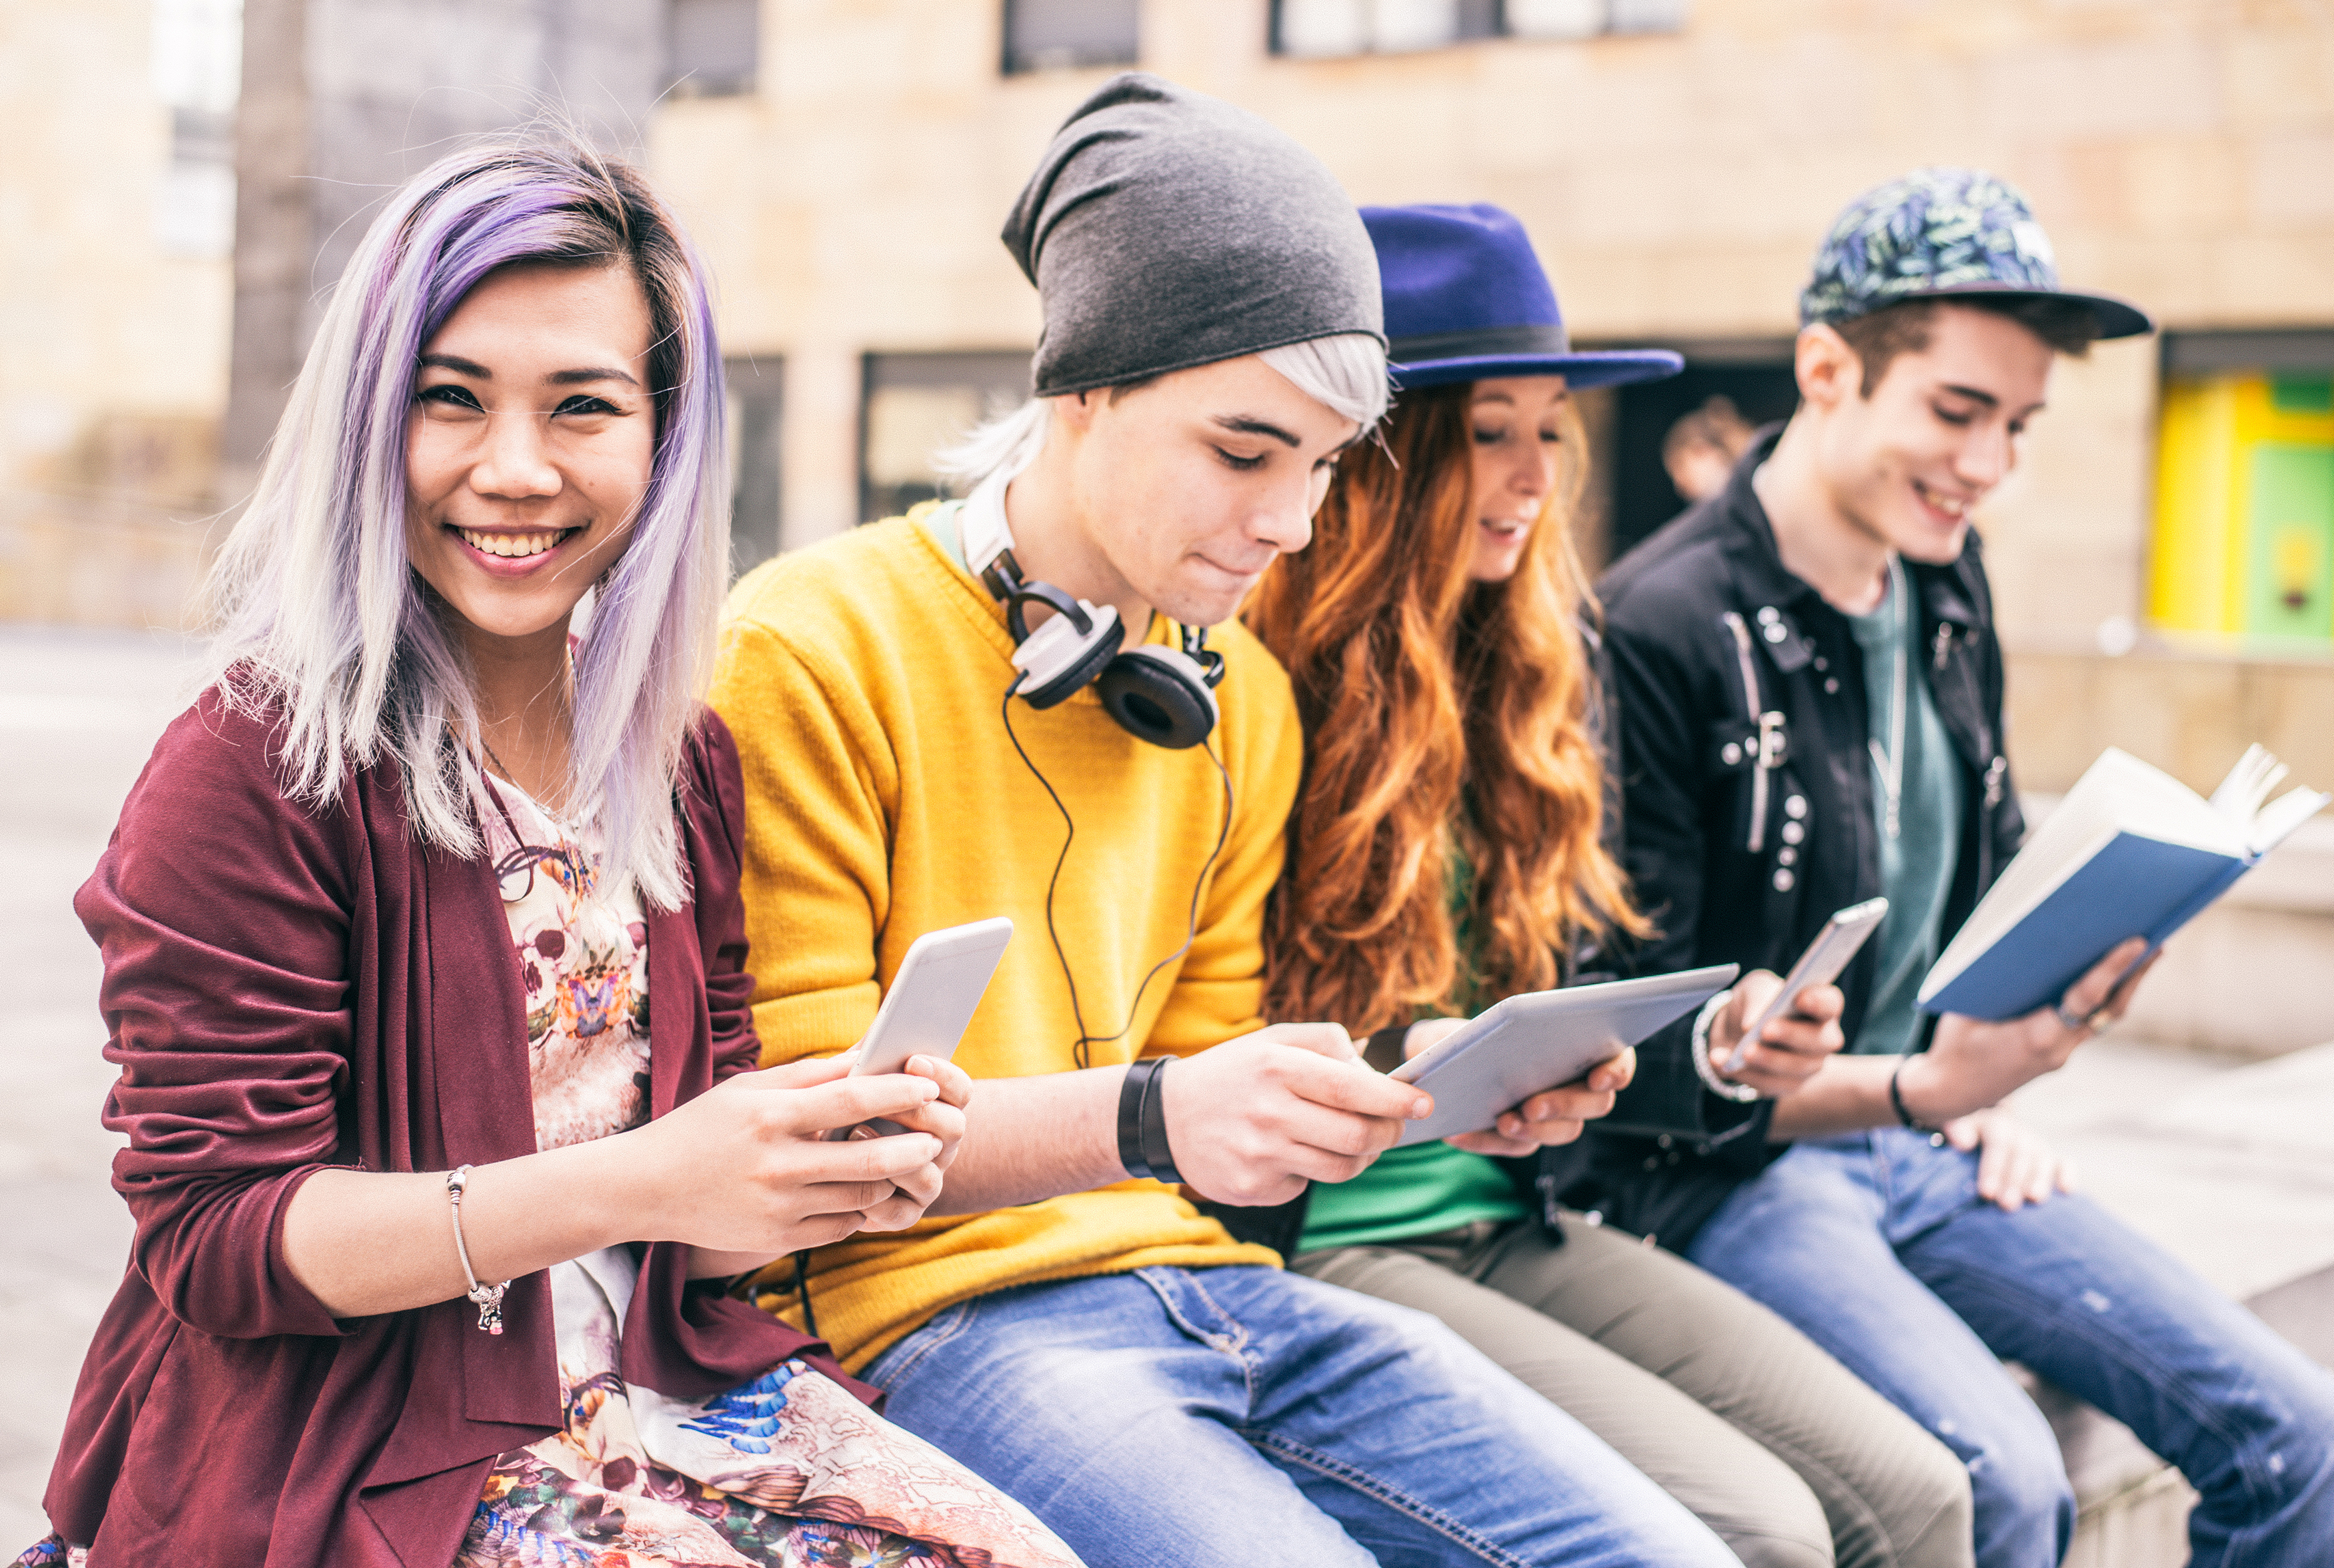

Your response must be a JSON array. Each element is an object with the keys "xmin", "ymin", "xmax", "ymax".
[
  {"xmin": 857, "ymin": 349, "xmax": 1036, "ymax": 524},
  {"xmin": 1001, "ymin": 0, "xmax": 1142, "ymax": 76},
  {"xmin": 668, "ymin": 0, "xmax": 762, "ymax": 99},
  {"xmin": 1267, "ymin": 0, "xmax": 1684, "ymax": 58},
  {"xmin": 726, "ymin": 355, "xmax": 784, "ymax": 573}
]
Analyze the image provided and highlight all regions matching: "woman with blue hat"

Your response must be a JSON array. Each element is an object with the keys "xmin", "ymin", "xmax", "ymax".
[{"xmin": 1240, "ymin": 205, "xmax": 1976, "ymax": 1568}]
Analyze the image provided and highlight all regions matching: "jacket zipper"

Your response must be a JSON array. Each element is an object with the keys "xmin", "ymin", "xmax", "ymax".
[
  {"xmin": 1720, "ymin": 612, "xmax": 1775, "ymax": 854},
  {"xmin": 1936, "ymin": 615, "xmax": 2009, "ymax": 883}
]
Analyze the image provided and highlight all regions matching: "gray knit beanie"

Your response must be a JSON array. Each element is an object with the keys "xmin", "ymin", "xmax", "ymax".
[{"xmin": 1004, "ymin": 73, "xmax": 1384, "ymax": 399}]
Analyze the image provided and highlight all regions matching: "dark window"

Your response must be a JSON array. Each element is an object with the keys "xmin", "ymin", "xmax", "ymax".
[
  {"xmin": 1003, "ymin": 0, "xmax": 1140, "ymax": 74},
  {"xmin": 860, "ymin": 351, "xmax": 1034, "ymax": 523},
  {"xmin": 726, "ymin": 357, "xmax": 784, "ymax": 574},
  {"xmin": 1598, "ymin": 339, "xmax": 1797, "ymax": 567},
  {"xmin": 1272, "ymin": 0, "xmax": 1683, "ymax": 57},
  {"xmin": 670, "ymin": 0, "xmax": 760, "ymax": 97},
  {"xmin": 2163, "ymin": 327, "xmax": 2334, "ymax": 375}
]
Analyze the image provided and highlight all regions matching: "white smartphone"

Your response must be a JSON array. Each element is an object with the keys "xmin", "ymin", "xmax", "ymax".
[
  {"xmin": 826, "ymin": 916, "xmax": 1013, "ymax": 1141},
  {"xmin": 1724, "ymin": 897, "xmax": 1889, "ymax": 1073}
]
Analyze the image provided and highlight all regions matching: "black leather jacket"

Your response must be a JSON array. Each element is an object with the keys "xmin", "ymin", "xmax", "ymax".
[{"xmin": 1540, "ymin": 429, "xmax": 2026, "ymax": 1251}]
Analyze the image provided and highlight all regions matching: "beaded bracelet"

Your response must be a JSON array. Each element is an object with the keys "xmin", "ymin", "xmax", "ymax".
[
  {"xmin": 446, "ymin": 1165, "xmax": 511, "ymax": 1335},
  {"xmin": 1688, "ymin": 990, "xmax": 1761, "ymax": 1105}
]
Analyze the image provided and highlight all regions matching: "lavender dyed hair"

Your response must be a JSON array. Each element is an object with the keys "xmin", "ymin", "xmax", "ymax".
[{"xmin": 202, "ymin": 137, "xmax": 728, "ymax": 911}]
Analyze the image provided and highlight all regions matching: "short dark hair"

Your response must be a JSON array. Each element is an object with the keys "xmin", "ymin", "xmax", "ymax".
[{"xmin": 1833, "ymin": 295, "xmax": 2101, "ymax": 396}]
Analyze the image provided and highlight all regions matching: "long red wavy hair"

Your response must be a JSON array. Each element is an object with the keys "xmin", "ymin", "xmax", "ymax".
[{"xmin": 1246, "ymin": 381, "xmax": 1646, "ymax": 1034}]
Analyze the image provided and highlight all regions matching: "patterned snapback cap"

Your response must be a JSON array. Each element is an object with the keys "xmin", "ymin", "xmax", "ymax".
[{"xmin": 1799, "ymin": 167, "xmax": 2152, "ymax": 340}]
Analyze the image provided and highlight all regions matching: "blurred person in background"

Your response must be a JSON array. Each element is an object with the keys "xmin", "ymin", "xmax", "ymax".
[
  {"xmin": 1238, "ymin": 202, "xmax": 1975, "ymax": 1568},
  {"xmin": 16, "ymin": 139, "xmax": 1078, "ymax": 1568},
  {"xmin": 1583, "ymin": 167, "xmax": 2334, "ymax": 1567},
  {"xmin": 710, "ymin": 76, "xmax": 1741, "ymax": 1568},
  {"xmin": 1664, "ymin": 394, "xmax": 1759, "ymax": 504}
]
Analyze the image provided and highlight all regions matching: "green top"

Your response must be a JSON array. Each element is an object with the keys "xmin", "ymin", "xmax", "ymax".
[
  {"xmin": 1293, "ymin": 837, "xmax": 1529, "ymax": 1254},
  {"xmin": 1845, "ymin": 565, "xmax": 1965, "ymax": 1057}
]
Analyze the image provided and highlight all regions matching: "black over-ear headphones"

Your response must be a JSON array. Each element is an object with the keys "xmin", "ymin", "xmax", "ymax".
[
  {"xmin": 955, "ymin": 479, "xmax": 1236, "ymax": 1072},
  {"xmin": 961, "ymin": 481, "xmax": 1227, "ymax": 749}
]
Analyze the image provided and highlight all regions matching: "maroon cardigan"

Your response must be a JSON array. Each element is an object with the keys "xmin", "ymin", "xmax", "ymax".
[{"xmin": 47, "ymin": 693, "xmax": 863, "ymax": 1567}]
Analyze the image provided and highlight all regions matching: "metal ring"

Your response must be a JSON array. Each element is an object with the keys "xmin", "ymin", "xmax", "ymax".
[
  {"xmin": 2085, "ymin": 1006, "xmax": 2117, "ymax": 1035},
  {"xmin": 2051, "ymin": 1003, "xmax": 2090, "ymax": 1031}
]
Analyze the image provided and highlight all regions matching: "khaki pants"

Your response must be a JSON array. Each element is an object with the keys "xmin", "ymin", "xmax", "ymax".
[{"xmin": 1292, "ymin": 1216, "xmax": 1973, "ymax": 1568}]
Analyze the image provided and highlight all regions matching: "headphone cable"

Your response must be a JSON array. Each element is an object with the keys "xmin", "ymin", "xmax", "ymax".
[{"xmin": 1000, "ymin": 675, "xmax": 1235, "ymax": 1071}]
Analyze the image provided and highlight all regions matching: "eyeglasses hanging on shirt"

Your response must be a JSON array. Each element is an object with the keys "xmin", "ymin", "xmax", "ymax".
[{"xmin": 475, "ymin": 750, "xmax": 592, "ymax": 902}]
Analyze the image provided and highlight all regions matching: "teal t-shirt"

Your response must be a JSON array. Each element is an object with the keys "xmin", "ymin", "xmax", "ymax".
[
  {"xmin": 1846, "ymin": 565, "xmax": 1965, "ymax": 1057},
  {"xmin": 1292, "ymin": 841, "xmax": 1530, "ymax": 1254}
]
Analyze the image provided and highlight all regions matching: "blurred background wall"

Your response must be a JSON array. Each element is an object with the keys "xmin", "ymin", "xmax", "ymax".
[
  {"xmin": 3, "ymin": 0, "xmax": 2329, "ymax": 1047},
  {"xmin": 0, "ymin": 0, "xmax": 235, "ymax": 627}
]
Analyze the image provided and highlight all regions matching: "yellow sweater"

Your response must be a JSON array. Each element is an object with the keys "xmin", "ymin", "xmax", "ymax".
[{"xmin": 708, "ymin": 510, "xmax": 1294, "ymax": 1369}]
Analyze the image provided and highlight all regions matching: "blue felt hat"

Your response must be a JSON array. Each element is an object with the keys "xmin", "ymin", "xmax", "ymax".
[{"xmin": 1362, "ymin": 203, "xmax": 1682, "ymax": 391}]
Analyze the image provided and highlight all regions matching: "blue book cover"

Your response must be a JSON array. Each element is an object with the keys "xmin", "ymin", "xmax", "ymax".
[
  {"xmin": 1919, "ymin": 835, "xmax": 2247, "ymax": 1021},
  {"xmin": 1919, "ymin": 746, "xmax": 2325, "ymax": 1024}
]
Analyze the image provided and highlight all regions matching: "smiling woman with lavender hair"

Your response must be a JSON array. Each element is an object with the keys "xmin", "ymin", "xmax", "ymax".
[{"xmin": 16, "ymin": 138, "xmax": 1080, "ymax": 1568}]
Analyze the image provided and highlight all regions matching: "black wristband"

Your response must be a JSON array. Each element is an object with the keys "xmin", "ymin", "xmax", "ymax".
[
  {"xmin": 1889, "ymin": 1053, "xmax": 1939, "ymax": 1135},
  {"xmin": 1118, "ymin": 1057, "xmax": 1180, "ymax": 1183},
  {"xmin": 1139, "ymin": 1057, "xmax": 1180, "ymax": 1184}
]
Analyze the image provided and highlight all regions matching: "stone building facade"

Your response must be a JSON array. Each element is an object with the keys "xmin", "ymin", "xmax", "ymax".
[
  {"xmin": 5, "ymin": 0, "xmax": 2327, "ymax": 1047},
  {"xmin": 0, "ymin": 0, "xmax": 237, "ymax": 626}
]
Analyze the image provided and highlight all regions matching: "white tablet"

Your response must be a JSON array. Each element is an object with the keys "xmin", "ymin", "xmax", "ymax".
[{"xmin": 1388, "ymin": 964, "xmax": 1740, "ymax": 1145}]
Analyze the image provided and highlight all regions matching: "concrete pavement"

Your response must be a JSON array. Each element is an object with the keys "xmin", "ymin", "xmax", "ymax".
[{"xmin": 0, "ymin": 625, "xmax": 2327, "ymax": 1552}]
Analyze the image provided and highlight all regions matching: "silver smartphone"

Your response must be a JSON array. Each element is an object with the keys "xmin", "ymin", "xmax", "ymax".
[
  {"xmin": 826, "ymin": 916, "xmax": 1013, "ymax": 1141},
  {"xmin": 1724, "ymin": 897, "xmax": 1890, "ymax": 1073}
]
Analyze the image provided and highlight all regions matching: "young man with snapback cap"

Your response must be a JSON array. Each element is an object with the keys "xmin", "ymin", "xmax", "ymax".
[
  {"xmin": 1582, "ymin": 167, "xmax": 2334, "ymax": 1565},
  {"xmin": 709, "ymin": 75, "xmax": 1738, "ymax": 1568}
]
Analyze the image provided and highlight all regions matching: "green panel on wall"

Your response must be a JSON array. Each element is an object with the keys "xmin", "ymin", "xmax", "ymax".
[
  {"xmin": 2245, "ymin": 443, "xmax": 2334, "ymax": 640},
  {"xmin": 2270, "ymin": 374, "xmax": 2334, "ymax": 415}
]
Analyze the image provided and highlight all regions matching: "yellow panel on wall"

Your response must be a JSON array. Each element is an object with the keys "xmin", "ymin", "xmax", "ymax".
[
  {"xmin": 2150, "ymin": 377, "xmax": 2235, "ymax": 634},
  {"xmin": 2149, "ymin": 371, "xmax": 2334, "ymax": 642}
]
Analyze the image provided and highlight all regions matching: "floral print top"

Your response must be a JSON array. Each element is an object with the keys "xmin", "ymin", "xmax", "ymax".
[
  {"xmin": 451, "ymin": 772, "xmax": 1081, "ymax": 1568},
  {"xmin": 488, "ymin": 775, "xmax": 653, "ymax": 1153}
]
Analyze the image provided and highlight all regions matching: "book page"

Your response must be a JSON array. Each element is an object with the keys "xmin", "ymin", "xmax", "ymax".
[{"xmin": 2250, "ymin": 785, "xmax": 2333, "ymax": 857}]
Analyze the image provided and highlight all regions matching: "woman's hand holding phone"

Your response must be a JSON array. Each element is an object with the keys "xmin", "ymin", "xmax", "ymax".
[
  {"xmin": 1706, "ymin": 973, "xmax": 1847, "ymax": 1100},
  {"xmin": 634, "ymin": 1053, "xmax": 971, "ymax": 1271}
]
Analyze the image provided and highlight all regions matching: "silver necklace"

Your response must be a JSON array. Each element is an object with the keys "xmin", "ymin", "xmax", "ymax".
[{"xmin": 1867, "ymin": 556, "xmax": 1909, "ymax": 840}]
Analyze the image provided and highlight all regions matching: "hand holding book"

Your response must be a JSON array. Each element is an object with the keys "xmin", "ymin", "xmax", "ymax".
[{"xmin": 1897, "ymin": 937, "xmax": 2158, "ymax": 1126}]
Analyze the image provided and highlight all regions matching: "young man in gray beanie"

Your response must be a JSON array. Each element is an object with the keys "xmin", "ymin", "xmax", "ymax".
[
  {"xmin": 1586, "ymin": 167, "xmax": 2334, "ymax": 1567},
  {"xmin": 712, "ymin": 73, "xmax": 1738, "ymax": 1568}
]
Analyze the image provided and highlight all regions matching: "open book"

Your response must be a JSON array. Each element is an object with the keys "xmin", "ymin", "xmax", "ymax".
[{"xmin": 1919, "ymin": 746, "xmax": 2328, "ymax": 1022}]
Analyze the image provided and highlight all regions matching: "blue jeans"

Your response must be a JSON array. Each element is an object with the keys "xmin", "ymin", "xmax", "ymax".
[
  {"xmin": 1686, "ymin": 1131, "xmax": 2334, "ymax": 1568},
  {"xmin": 862, "ymin": 1265, "xmax": 1738, "ymax": 1567}
]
